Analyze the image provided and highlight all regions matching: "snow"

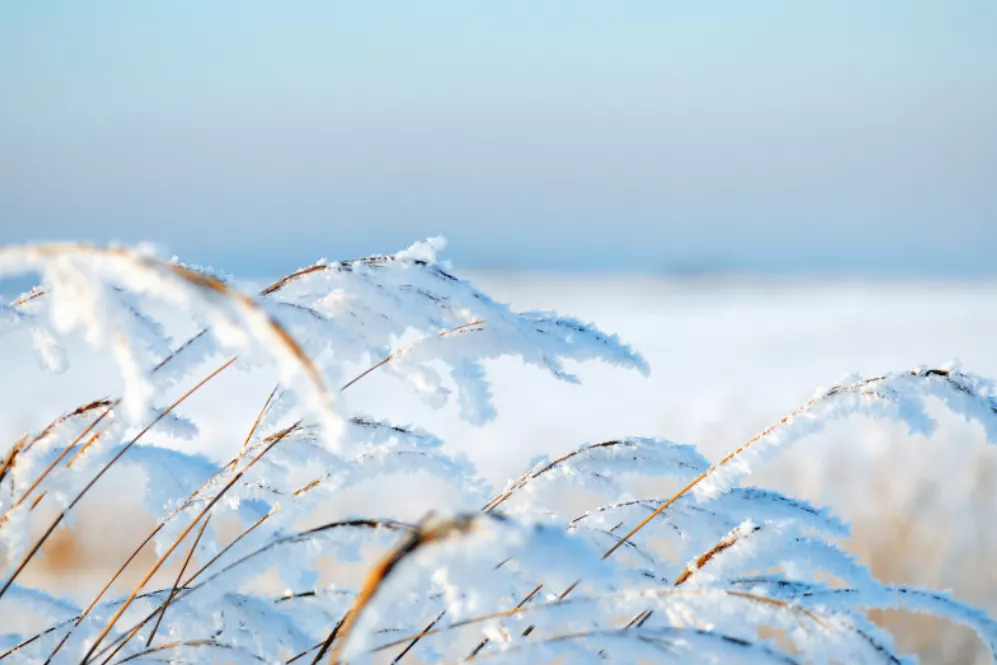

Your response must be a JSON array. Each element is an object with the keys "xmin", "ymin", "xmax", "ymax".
[{"xmin": 2, "ymin": 242, "xmax": 997, "ymax": 663}]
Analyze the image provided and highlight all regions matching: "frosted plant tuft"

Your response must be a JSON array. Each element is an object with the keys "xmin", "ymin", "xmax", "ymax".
[{"xmin": 0, "ymin": 239, "xmax": 994, "ymax": 664}]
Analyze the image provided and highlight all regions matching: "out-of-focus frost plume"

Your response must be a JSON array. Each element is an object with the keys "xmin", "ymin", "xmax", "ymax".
[{"xmin": 0, "ymin": 239, "xmax": 995, "ymax": 665}]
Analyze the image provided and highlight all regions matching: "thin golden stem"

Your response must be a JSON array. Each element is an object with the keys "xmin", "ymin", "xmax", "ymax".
[
  {"xmin": 145, "ymin": 515, "xmax": 211, "ymax": 647},
  {"xmin": 13, "ymin": 406, "xmax": 113, "ymax": 509},
  {"xmin": 82, "ymin": 417, "xmax": 297, "ymax": 662},
  {"xmin": 77, "ymin": 382, "xmax": 279, "ymax": 624},
  {"xmin": 340, "ymin": 321, "xmax": 485, "ymax": 392},
  {"xmin": 0, "ymin": 357, "xmax": 236, "ymax": 603},
  {"xmin": 0, "ymin": 436, "xmax": 25, "ymax": 489},
  {"xmin": 466, "ymin": 584, "xmax": 543, "ymax": 660}
]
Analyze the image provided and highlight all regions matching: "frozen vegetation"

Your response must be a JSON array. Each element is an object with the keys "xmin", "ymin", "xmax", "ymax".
[{"xmin": 0, "ymin": 239, "xmax": 996, "ymax": 664}]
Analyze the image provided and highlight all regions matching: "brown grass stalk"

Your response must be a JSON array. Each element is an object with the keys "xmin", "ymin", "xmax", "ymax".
[
  {"xmin": 181, "ymin": 519, "xmax": 410, "ymax": 606},
  {"xmin": 76, "ymin": 526, "xmax": 165, "ymax": 624},
  {"xmin": 80, "ymin": 419, "xmax": 299, "ymax": 662},
  {"xmin": 0, "ymin": 409, "xmax": 113, "ymax": 532},
  {"xmin": 598, "ymin": 372, "xmax": 931, "ymax": 560},
  {"xmin": 462, "ymin": 369, "xmax": 967, "ymax": 657},
  {"xmin": 87, "ymin": 510, "xmax": 400, "ymax": 662},
  {"xmin": 240, "ymin": 384, "xmax": 279, "ymax": 455},
  {"xmin": 81, "ymin": 476, "xmax": 242, "ymax": 663},
  {"xmin": 0, "ymin": 615, "xmax": 75, "ymax": 661},
  {"xmin": 14, "ymin": 370, "xmax": 258, "ymax": 661},
  {"xmin": 181, "ymin": 509, "xmax": 275, "ymax": 587},
  {"xmin": 0, "ymin": 435, "xmax": 25, "ymax": 489},
  {"xmin": 1, "ymin": 244, "xmax": 336, "ymax": 431},
  {"xmin": 325, "ymin": 516, "xmax": 480, "ymax": 664},
  {"xmin": 21, "ymin": 399, "xmax": 114, "ymax": 455},
  {"xmin": 483, "ymin": 440, "xmax": 629, "ymax": 513},
  {"xmin": 78, "ymin": 510, "xmax": 278, "ymax": 664},
  {"xmin": 259, "ymin": 252, "xmax": 463, "ymax": 298},
  {"xmin": 519, "ymin": 580, "xmax": 578, "ymax": 638},
  {"xmin": 623, "ymin": 609, "xmax": 650, "ymax": 629},
  {"xmin": 339, "ymin": 320, "xmax": 485, "ymax": 393},
  {"xmin": 39, "ymin": 629, "xmax": 71, "ymax": 664},
  {"xmin": 0, "ymin": 356, "xmax": 236, "ymax": 603},
  {"xmin": 466, "ymin": 584, "xmax": 543, "ymax": 660},
  {"xmin": 11, "ymin": 404, "xmax": 114, "ymax": 509},
  {"xmin": 392, "ymin": 610, "xmax": 446, "ymax": 664},
  {"xmin": 28, "ymin": 492, "xmax": 45, "ymax": 510},
  {"xmin": 9, "ymin": 286, "xmax": 46, "ymax": 307},
  {"xmin": 64, "ymin": 430, "xmax": 103, "ymax": 469},
  {"xmin": 672, "ymin": 525, "xmax": 762, "ymax": 587},
  {"xmin": 363, "ymin": 587, "xmax": 820, "ymax": 658},
  {"xmin": 114, "ymin": 638, "xmax": 229, "ymax": 665},
  {"xmin": 75, "ymin": 384, "xmax": 282, "ymax": 626},
  {"xmin": 323, "ymin": 513, "xmax": 821, "ymax": 663},
  {"xmin": 145, "ymin": 515, "xmax": 211, "ymax": 647},
  {"xmin": 303, "ymin": 610, "xmax": 351, "ymax": 665}
]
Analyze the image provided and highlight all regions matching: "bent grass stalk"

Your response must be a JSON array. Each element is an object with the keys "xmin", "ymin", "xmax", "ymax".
[
  {"xmin": 0, "ymin": 357, "xmax": 236, "ymax": 603},
  {"xmin": 144, "ymin": 515, "xmax": 211, "ymax": 647},
  {"xmin": 0, "ymin": 406, "xmax": 113, "ymax": 532},
  {"xmin": 80, "ymin": 420, "xmax": 301, "ymax": 662},
  {"xmin": 13, "ymin": 375, "xmax": 277, "ymax": 663},
  {"xmin": 67, "ymin": 316, "xmax": 474, "ymax": 648},
  {"xmin": 362, "ymin": 584, "xmax": 824, "ymax": 657},
  {"xmin": 0, "ymin": 436, "xmax": 25, "ymax": 489},
  {"xmin": 72, "ymin": 381, "xmax": 282, "ymax": 635},
  {"xmin": 322, "ymin": 515, "xmax": 823, "ymax": 664},
  {"xmin": 672, "ymin": 525, "xmax": 762, "ymax": 587},
  {"xmin": 2, "ymin": 244, "xmax": 338, "ymax": 433},
  {"xmin": 600, "ymin": 371, "xmax": 960, "ymax": 560},
  {"xmin": 3, "ymin": 241, "xmax": 991, "ymax": 665}
]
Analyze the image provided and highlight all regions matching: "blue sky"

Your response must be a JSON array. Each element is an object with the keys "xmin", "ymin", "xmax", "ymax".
[{"xmin": 1, "ymin": 1, "xmax": 995, "ymax": 275}]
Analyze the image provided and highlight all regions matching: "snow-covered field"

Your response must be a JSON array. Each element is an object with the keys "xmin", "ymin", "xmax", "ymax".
[{"xmin": 3, "ymin": 272, "xmax": 997, "ymax": 662}]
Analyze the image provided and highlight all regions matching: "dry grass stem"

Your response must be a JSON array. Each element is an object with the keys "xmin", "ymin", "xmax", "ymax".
[
  {"xmin": 82, "ymin": 416, "xmax": 300, "ymax": 662},
  {"xmin": 326, "ymin": 516, "xmax": 481, "ymax": 664},
  {"xmin": 673, "ymin": 525, "xmax": 762, "ymax": 587},
  {"xmin": 483, "ymin": 440, "xmax": 628, "ymax": 513},
  {"xmin": 145, "ymin": 515, "xmax": 212, "ymax": 647},
  {"xmin": 0, "ymin": 436, "xmax": 25, "ymax": 489},
  {"xmin": 340, "ymin": 320, "xmax": 485, "ymax": 393},
  {"xmin": 599, "ymin": 372, "xmax": 963, "ymax": 560},
  {"xmin": 466, "ymin": 584, "xmax": 543, "ymax": 659},
  {"xmin": 364, "ymin": 587, "xmax": 819, "ymax": 657},
  {"xmin": 0, "ymin": 356, "xmax": 236, "ymax": 603}
]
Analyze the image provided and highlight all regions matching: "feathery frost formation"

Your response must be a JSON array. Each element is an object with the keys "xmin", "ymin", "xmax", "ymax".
[{"xmin": 0, "ymin": 239, "xmax": 994, "ymax": 664}]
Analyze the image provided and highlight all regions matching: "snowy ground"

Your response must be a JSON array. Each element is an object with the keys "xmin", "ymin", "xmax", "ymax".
[{"xmin": 3, "ymin": 273, "xmax": 997, "ymax": 662}]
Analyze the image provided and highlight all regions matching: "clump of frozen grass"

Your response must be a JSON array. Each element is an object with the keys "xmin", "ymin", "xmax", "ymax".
[{"xmin": 0, "ymin": 239, "xmax": 995, "ymax": 664}]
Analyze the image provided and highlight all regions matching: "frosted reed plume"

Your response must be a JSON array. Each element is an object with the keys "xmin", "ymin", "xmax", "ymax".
[{"xmin": 1, "ymin": 238, "xmax": 995, "ymax": 664}]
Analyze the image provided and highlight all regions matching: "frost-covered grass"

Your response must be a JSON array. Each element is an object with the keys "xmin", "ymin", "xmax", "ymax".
[{"xmin": 1, "ymin": 239, "xmax": 996, "ymax": 664}]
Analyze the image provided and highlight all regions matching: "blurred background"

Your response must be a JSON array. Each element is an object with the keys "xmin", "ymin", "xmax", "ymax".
[
  {"xmin": 2, "ymin": 1, "xmax": 995, "ymax": 276},
  {"xmin": 2, "ymin": 2, "xmax": 996, "ymax": 662}
]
